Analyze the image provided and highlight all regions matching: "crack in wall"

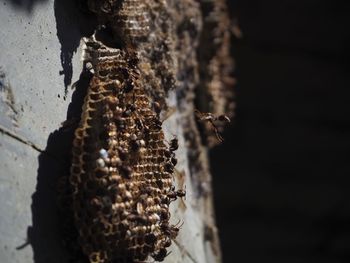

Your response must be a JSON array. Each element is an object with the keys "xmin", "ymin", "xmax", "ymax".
[{"xmin": 0, "ymin": 125, "xmax": 43, "ymax": 153}]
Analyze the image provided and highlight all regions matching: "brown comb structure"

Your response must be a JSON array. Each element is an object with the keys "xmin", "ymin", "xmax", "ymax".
[
  {"xmin": 71, "ymin": 40, "xmax": 181, "ymax": 262},
  {"xmin": 87, "ymin": 0, "xmax": 176, "ymax": 110},
  {"xmin": 68, "ymin": 1, "xmax": 183, "ymax": 262},
  {"xmin": 63, "ymin": 0, "xmax": 234, "ymax": 262},
  {"xmin": 88, "ymin": 0, "xmax": 151, "ymax": 46}
]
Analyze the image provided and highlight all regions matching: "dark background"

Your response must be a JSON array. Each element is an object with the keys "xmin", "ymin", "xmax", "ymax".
[{"xmin": 211, "ymin": 1, "xmax": 350, "ymax": 263}]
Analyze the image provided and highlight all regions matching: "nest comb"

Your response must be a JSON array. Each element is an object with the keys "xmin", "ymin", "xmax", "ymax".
[{"xmin": 70, "ymin": 49, "xmax": 182, "ymax": 263}]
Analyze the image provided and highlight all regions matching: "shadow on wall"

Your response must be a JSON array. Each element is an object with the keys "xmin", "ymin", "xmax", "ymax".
[
  {"xmin": 28, "ymin": 69, "xmax": 92, "ymax": 263},
  {"xmin": 54, "ymin": 0, "xmax": 97, "ymax": 97},
  {"xmin": 6, "ymin": 0, "xmax": 96, "ymax": 97},
  {"xmin": 7, "ymin": 0, "xmax": 48, "ymax": 12},
  {"xmin": 26, "ymin": 2, "xmax": 97, "ymax": 262}
]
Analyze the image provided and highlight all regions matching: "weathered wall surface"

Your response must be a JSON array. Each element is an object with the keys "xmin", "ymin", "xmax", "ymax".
[
  {"xmin": 0, "ymin": 1, "xmax": 82, "ymax": 262},
  {"xmin": 0, "ymin": 1, "xmax": 221, "ymax": 262}
]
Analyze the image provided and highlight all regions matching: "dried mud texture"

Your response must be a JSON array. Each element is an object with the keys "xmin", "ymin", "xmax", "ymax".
[{"xmin": 60, "ymin": 0, "xmax": 233, "ymax": 262}]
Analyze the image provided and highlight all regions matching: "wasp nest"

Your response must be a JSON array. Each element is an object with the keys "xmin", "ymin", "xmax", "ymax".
[
  {"xmin": 70, "ymin": 46, "xmax": 184, "ymax": 262},
  {"xmin": 67, "ymin": 1, "xmax": 186, "ymax": 262},
  {"xmin": 87, "ymin": 0, "xmax": 151, "ymax": 46},
  {"xmin": 64, "ymin": 0, "xmax": 234, "ymax": 261}
]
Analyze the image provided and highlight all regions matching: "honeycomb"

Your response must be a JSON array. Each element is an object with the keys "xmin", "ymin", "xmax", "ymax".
[
  {"xmin": 63, "ymin": 0, "xmax": 234, "ymax": 261},
  {"xmin": 87, "ymin": 0, "xmax": 151, "ymax": 46},
  {"xmin": 71, "ymin": 42, "xmax": 182, "ymax": 262}
]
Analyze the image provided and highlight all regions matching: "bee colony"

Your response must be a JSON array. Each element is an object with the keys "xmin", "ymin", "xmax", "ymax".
[
  {"xmin": 60, "ymin": 0, "xmax": 234, "ymax": 262},
  {"xmin": 0, "ymin": 0, "xmax": 234, "ymax": 262}
]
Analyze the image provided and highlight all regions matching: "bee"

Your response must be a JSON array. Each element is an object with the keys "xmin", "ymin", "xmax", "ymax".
[
  {"xmin": 152, "ymin": 248, "xmax": 171, "ymax": 262},
  {"xmin": 194, "ymin": 110, "xmax": 230, "ymax": 142},
  {"xmin": 169, "ymin": 137, "xmax": 178, "ymax": 152}
]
